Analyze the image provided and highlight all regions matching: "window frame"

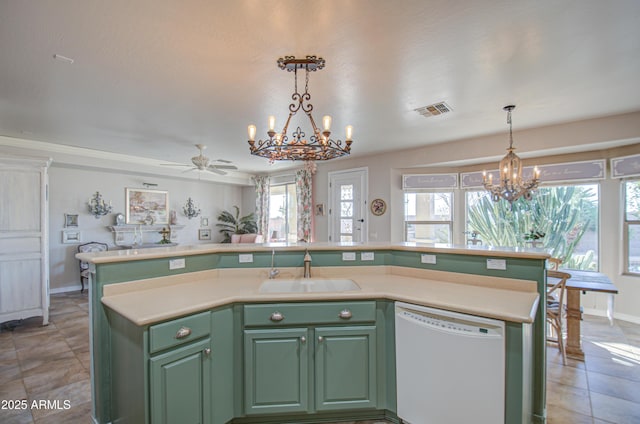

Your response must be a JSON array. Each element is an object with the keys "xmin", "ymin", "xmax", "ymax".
[
  {"xmin": 403, "ymin": 190, "xmax": 454, "ymax": 243},
  {"xmin": 623, "ymin": 178, "xmax": 640, "ymax": 276}
]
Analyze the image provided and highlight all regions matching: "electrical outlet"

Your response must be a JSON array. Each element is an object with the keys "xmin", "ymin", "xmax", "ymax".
[
  {"xmin": 342, "ymin": 252, "xmax": 356, "ymax": 261},
  {"xmin": 239, "ymin": 253, "xmax": 253, "ymax": 263},
  {"xmin": 486, "ymin": 259, "xmax": 507, "ymax": 270},
  {"xmin": 421, "ymin": 254, "xmax": 437, "ymax": 264},
  {"xmin": 361, "ymin": 252, "xmax": 375, "ymax": 261},
  {"xmin": 169, "ymin": 258, "xmax": 185, "ymax": 270}
]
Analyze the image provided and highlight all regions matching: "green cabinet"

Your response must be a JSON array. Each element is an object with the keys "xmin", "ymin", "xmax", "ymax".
[
  {"xmin": 244, "ymin": 328, "xmax": 309, "ymax": 415},
  {"xmin": 315, "ymin": 326, "xmax": 377, "ymax": 411},
  {"xmin": 243, "ymin": 302, "xmax": 378, "ymax": 417},
  {"xmin": 150, "ymin": 338, "xmax": 212, "ymax": 424}
]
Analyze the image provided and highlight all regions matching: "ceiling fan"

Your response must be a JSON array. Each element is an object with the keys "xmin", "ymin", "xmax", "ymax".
[{"xmin": 162, "ymin": 144, "xmax": 238, "ymax": 175}]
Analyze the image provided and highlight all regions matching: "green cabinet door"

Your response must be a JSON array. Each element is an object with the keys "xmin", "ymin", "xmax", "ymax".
[
  {"xmin": 150, "ymin": 338, "xmax": 212, "ymax": 424},
  {"xmin": 244, "ymin": 328, "xmax": 309, "ymax": 415},
  {"xmin": 315, "ymin": 326, "xmax": 377, "ymax": 411}
]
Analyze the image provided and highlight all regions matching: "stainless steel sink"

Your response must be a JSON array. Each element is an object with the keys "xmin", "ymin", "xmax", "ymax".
[{"xmin": 259, "ymin": 278, "xmax": 361, "ymax": 293}]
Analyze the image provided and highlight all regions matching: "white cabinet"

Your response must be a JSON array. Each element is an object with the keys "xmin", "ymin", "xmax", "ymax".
[{"xmin": 0, "ymin": 156, "xmax": 51, "ymax": 326}]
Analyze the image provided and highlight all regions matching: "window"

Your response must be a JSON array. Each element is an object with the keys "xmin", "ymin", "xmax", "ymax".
[
  {"xmin": 269, "ymin": 183, "xmax": 297, "ymax": 242},
  {"xmin": 404, "ymin": 192, "xmax": 452, "ymax": 243},
  {"xmin": 624, "ymin": 179, "xmax": 640, "ymax": 275},
  {"xmin": 466, "ymin": 184, "xmax": 599, "ymax": 270}
]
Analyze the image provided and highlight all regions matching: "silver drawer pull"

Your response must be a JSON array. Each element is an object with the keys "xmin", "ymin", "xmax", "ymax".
[
  {"xmin": 204, "ymin": 348, "xmax": 211, "ymax": 356},
  {"xmin": 175, "ymin": 326, "xmax": 192, "ymax": 339},
  {"xmin": 339, "ymin": 309, "xmax": 353, "ymax": 319},
  {"xmin": 270, "ymin": 311, "xmax": 285, "ymax": 322},
  {"xmin": 318, "ymin": 336, "xmax": 324, "ymax": 342}
]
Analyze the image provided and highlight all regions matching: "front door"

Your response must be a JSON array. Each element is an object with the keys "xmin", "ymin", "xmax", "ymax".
[{"xmin": 328, "ymin": 168, "xmax": 368, "ymax": 242}]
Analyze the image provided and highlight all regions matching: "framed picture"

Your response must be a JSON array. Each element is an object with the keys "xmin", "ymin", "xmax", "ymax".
[
  {"xmin": 315, "ymin": 203, "xmax": 325, "ymax": 216},
  {"xmin": 125, "ymin": 188, "xmax": 169, "ymax": 224},
  {"xmin": 200, "ymin": 216, "xmax": 209, "ymax": 227},
  {"xmin": 198, "ymin": 228, "xmax": 211, "ymax": 240},
  {"xmin": 64, "ymin": 213, "xmax": 79, "ymax": 227},
  {"xmin": 62, "ymin": 230, "xmax": 82, "ymax": 244},
  {"xmin": 370, "ymin": 198, "xmax": 387, "ymax": 216}
]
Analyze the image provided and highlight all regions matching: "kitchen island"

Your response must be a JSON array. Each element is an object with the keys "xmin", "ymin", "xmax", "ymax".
[{"xmin": 78, "ymin": 242, "xmax": 549, "ymax": 424}]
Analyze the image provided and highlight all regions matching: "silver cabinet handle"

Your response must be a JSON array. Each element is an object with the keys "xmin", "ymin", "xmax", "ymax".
[
  {"xmin": 270, "ymin": 311, "xmax": 285, "ymax": 322},
  {"xmin": 175, "ymin": 326, "xmax": 192, "ymax": 339},
  {"xmin": 300, "ymin": 336, "xmax": 306, "ymax": 343},
  {"xmin": 339, "ymin": 309, "xmax": 352, "ymax": 319},
  {"xmin": 204, "ymin": 348, "xmax": 211, "ymax": 356},
  {"xmin": 318, "ymin": 336, "xmax": 324, "ymax": 342}
]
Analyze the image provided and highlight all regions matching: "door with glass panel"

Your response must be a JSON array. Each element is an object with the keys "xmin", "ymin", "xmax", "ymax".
[{"xmin": 328, "ymin": 168, "xmax": 368, "ymax": 242}]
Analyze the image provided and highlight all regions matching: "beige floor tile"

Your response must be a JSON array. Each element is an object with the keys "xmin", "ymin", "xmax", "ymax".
[
  {"xmin": 547, "ymin": 359, "xmax": 589, "ymax": 389},
  {"xmin": 546, "ymin": 381, "xmax": 592, "ymax": 417},
  {"xmin": 22, "ymin": 357, "xmax": 89, "ymax": 396},
  {"xmin": 587, "ymin": 370, "xmax": 640, "ymax": 404},
  {"xmin": 33, "ymin": 400, "xmax": 91, "ymax": 424},
  {"xmin": 0, "ymin": 378, "xmax": 27, "ymax": 400},
  {"xmin": 0, "ymin": 408, "xmax": 35, "ymax": 424},
  {"xmin": 16, "ymin": 341, "xmax": 74, "ymax": 374},
  {"xmin": 590, "ymin": 391, "xmax": 640, "ymax": 424},
  {"xmin": 28, "ymin": 380, "xmax": 91, "ymax": 421},
  {"xmin": 546, "ymin": 403, "xmax": 594, "ymax": 424},
  {"xmin": 584, "ymin": 353, "xmax": 640, "ymax": 382}
]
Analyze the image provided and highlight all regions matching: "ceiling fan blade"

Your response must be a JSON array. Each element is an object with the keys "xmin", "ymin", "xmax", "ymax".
[
  {"xmin": 161, "ymin": 163, "xmax": 192, "ymax": 167},
  {"xmin": 215, "ymin": 159, "xmax": 232, "ymax": 163},
  {"xmin": 211, "ymin": 164, "xmax": 237, "ymax": 170},
  {"xmin": 181, "ymin": 168, "xmax": 197, "ymax": 174},
  {"xmin": 206, "ymin": 167, "xmax": 227, "ymax": 175}
]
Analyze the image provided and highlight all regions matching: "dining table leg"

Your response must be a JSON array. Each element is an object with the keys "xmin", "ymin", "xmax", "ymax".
[{"xmin": 565, "ymin": 287, "xmax": 585, "ymax": 360}]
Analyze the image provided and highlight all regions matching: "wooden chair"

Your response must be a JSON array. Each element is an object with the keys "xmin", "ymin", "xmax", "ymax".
[
  {"xmin": 547, "ymin": 270, "xmax": 571, "ymax": 365},
  {"xmin": 78, "ymin": 242, "xmax": 108, "ymax": 293},
  {"xmin": 547, "ymin": 257, "xmax": 562, "ymax": 271}
]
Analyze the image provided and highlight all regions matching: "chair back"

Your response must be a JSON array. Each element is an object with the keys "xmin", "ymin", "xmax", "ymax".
[
  {"xmin": 77, "ymin": 242, "xmax": 108, "ymax": 271},
  {"xmin": 547, "ymin": 257, "xmax": 563, "ymax": 271},
  {"xmin": 547, "ymin": 270, "xmax": 571, "ymax": 310}
]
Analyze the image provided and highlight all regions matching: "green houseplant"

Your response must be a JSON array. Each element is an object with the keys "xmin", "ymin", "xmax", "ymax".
[{"xmin": 216, "ymin": 206, "xmax": 258, "ymax": 243}]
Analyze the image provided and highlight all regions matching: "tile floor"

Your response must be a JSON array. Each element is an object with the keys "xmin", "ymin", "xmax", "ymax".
[{"xmin": 1, "ymin": 292, "xmax": 639, "ymax": 423}]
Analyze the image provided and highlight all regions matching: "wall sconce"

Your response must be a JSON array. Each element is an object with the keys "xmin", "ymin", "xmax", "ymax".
[
  {"xmin": 183, "ymin": 198, "xmax": 201, "ymax": 219},
  {"xmin": 87, "ymin": 191, "xmax": 113, "ymax": 219}
]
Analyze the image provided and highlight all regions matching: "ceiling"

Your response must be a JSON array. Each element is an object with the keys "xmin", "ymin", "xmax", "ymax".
[{"xmin": 1, "ymin": 0, "xmax": 639, "ymax": 175}]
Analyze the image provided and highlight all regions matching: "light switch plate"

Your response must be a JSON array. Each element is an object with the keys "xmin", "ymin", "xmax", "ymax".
[
  {"xmin": 361, "ymin": 252, "xmax": 375, "ymax": 261},
  {"xmin": 342, "ymin": 252, "xmax": 356, "ymax": 261},
  {"xmin": 421, "ymin": 254, "xmax": 437, "ymax": 264},
  {"xmin": 169, "ymin": 258, "xmax": 185, "ymax": 270},
  {"xmin": 487, "ymin": 258, "xmax": 507, "ymax": 270},
  {"xmin": 239, "ymin": 253, "xmax": 253, "ymax": 263}
]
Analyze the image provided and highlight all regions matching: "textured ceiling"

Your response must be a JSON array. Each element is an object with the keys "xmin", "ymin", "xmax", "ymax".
[{"xmin": 1, "ymin": 0, "xmax": 639, "ymax": 174}]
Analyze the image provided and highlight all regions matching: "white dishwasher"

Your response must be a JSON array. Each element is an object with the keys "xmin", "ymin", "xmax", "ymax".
[{"xmin": 395, "ymin": 302, "xmax": 505, "ymax": 424}]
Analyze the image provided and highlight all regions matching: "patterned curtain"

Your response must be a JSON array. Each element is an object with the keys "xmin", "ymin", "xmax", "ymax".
[
  {"xmin": 296, "ymin": 161, "xmax": 316, "ymax": 242},
  {"xmin": 253, "ymin": 176, "xmax": 270, "ymax": 238}
]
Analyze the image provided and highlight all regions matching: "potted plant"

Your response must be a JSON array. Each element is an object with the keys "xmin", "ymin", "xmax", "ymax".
[
  {"xmin": 216, "ymin": 206, "xmax": 258, "ymax": 243},
  {"xmin": 523, "ymin": 229, "xmax": 546, "ymax": 247}
]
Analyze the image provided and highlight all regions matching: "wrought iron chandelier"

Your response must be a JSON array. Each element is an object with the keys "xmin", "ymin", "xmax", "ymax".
[
  {"xmin": 247, "ymin": 55, "xmax": 353, "ymax": 162},
  {"xmin": 183, "ymin": 197, "xmax": 200, "ymax": 219},
  {"xmin": 483, "ymin": 105, "xmax": 540, "ymax": 204}
]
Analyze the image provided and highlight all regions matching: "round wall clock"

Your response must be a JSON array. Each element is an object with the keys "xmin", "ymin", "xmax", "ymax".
[{"xmin": 370, "ymin": 198, "xmax": 387, "ymax": 216}]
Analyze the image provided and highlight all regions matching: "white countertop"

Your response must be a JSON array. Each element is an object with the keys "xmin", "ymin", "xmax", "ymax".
[
  {"xmin": 101, "ymin": 266, "xmax": 540, "ymax": 326},
  {"xmin": 79, "ymin": 241, "xmax": 550, "ymax": 263}
]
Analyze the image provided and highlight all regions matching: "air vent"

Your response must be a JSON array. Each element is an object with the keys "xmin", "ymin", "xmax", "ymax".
[{"xmin": 414, "ymin": 101, "xmax": 453, "ymax": 117}]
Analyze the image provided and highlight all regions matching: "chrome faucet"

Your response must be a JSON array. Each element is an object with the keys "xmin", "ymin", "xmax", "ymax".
[
  {"xmin": 303, "ymin": 250, "xmax": 312, "ymax": 278},
  {"xmin": 268, "ymin": 249, "xmax": 280, "ymax": 279}
]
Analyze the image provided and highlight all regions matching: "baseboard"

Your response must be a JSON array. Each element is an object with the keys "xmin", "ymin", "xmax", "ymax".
[
  {"xmin": 584, "ymin": 308, "xmax": 640, "ymax": 325},
  {"xmin": 50, "ymin": 284, "xmax": 83, "ymax": 294}
]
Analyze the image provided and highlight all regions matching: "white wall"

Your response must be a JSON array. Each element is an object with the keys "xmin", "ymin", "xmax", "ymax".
[{"xmin": 49, "ymin": 165, "xmax": 246, "ymax": 292}]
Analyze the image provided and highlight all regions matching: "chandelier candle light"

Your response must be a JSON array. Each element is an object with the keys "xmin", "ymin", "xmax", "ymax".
[
  {"xmin": 87, "ymin": 191, "xmax": 112, "ymax": 218},
  {"xmin": 483, "ymin": 105, "xmax": 540, "ymax": 204},
  {"xmin": 247, "ymin": 55, "xmax": 353, "ymax": 162}
]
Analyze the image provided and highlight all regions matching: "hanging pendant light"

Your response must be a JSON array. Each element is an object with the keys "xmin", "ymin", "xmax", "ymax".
[
  {"xmin": 483, "ymin": 105, "xmax": 540, "ymax": 204},
  {"xmin": 247, "ymin": 55, "xmax": 353, "ymax": 162}
]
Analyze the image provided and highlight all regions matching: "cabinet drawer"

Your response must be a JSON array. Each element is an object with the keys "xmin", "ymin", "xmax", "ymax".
[
  {"xmin": 149, "ymin": 311, "xmax": 211, "ymax": 354},
  {"xmin": 244, "ymin": 301, "xmax": 376, "ymax": 327}
]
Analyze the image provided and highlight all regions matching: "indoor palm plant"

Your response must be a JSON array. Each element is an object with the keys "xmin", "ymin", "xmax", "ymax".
[{"xmin": 216, "ymin": 206, "xmax": 258, "ymax": 243}]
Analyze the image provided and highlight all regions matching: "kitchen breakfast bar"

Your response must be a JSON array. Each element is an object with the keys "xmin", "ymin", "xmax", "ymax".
[{"xmin": 77, "ymin": 242, "xmax": 549, "ymax": 424}]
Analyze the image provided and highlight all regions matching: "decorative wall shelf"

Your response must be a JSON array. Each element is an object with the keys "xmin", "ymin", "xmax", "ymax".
[{"xmin": 107, "ymin": 224, "xmax": 185, "ymax": 247}]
